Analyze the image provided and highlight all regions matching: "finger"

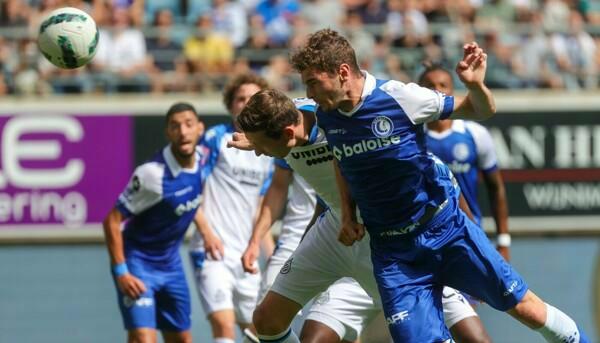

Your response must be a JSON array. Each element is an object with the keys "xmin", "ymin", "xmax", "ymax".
[
  {"xmin": 135, "ymin": 279, "xmax": 147, "ymax": 294},
  {"xmin": 218, "ymin": 244, "xmax": 225, "ymax": 258},
  {"xmin": 462, "ymin": 43, "xmax": 475, "ymax": 60},
  {"xmin": 472, "ymin": 53, "xmax": 487, "ymax": 70},
  {"xmin": 355, "ymin": 225, "xmax": 366, "ymax": 241}
]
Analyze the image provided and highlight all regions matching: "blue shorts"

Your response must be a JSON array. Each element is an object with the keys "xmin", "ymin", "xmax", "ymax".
[
  {"xmin": 113, "ymin": 258, "xmax": 191, "ymax": 332},
  {"xmin": 369, "ymin": 197, "xmax": 528, "ymax": 342}
]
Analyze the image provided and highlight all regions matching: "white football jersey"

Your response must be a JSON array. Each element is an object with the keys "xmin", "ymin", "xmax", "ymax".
[
  {"xmin": 190, "ymin": 124, "xmax": 274, "ymax": 263},
  {"xmin": 275, "ymin": 167, "xmax": 317, "ymax": 255}
]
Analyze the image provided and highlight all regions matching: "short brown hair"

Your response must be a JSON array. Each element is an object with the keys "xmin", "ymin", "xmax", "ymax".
[
  {"xmin": 237, "ymin": 89, "xmax": 300, "ymax": 139},
  {"xmin": 290, "ymin": 29, "xmax": 361, "ymax": 75},
  {"xmin": 222, "ymin": 73, "xmax": 269, "ymax": 111}
]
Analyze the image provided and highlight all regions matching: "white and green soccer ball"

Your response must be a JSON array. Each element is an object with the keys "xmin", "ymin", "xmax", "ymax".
[{"xmin": 37, "ymin": 7, "xmax": 99, "ymax": 69}]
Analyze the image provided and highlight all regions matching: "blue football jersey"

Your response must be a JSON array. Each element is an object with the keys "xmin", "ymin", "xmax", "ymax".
[
  {"xmin": 116, "ymin": 145, "xmax": 202, "ymax": 267},
  {"xmin": 426, "ymin": 120, "xmax": 498, "ymax": 224},
  {"xmin": 316, "ymin": 72, "xmax": 455, "ymax": 233}
]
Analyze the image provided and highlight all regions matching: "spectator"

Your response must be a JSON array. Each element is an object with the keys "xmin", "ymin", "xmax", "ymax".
[
  {"xmin": 183, "ymin": 14, "xmax": 234, "ymax": 90},
  {"xmin": 253, "ymin": 0, "xmax": 299, "ymax": 47},
  {"xmin": 209, "ymin": 0, "xmax": 249, "ymax": 48},
  {"xmin": 146, "ymin": 9, "xmax": 188, "ymax": 93},
  {"xmin": 92, "ymin": 5, "xmax": 153, "ymax": 92},
  {"xmin": 385, "ymin": 0, "xmax": 430, "ymax": 47}
]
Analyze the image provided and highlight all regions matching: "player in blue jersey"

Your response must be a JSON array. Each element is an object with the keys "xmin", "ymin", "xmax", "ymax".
[
  {"xmin": 189, "ymin": 73, "xmax": 274, "ymax": 343},
  {"xmin": 288, "ymin": 29, "xmax": 590, "ymax": 343},
  {"xmin": 232, "ymin": 93, "xmax": 490, "ymax": 343},
  {"xmin": 421, "ymin": 64, "xmax": 511, "ymax": 261},
  {"xmin": 102, "ymin": 102, "xmax": 205, "ymax": 343}
]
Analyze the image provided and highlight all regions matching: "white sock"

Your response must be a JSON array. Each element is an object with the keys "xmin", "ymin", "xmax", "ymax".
[
  {"xmin": 536, "ymin": 303, "xmax": 581, "ymax": 343},
  {"xmin": 257, "ymin": 327, "xmax": 300, "ymax": 343},
  {"xmin": 214, "ymin": 338, "xmax": 235, "ymax": 343},
  {"xmin": 242, "ymin": 328, "xmax": 260, "ymax": 343}
]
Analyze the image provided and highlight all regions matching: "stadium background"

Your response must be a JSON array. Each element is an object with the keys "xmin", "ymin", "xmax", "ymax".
[{"xmin": 0, "ymin": 0, "xmax": 599, "ymax": 342}]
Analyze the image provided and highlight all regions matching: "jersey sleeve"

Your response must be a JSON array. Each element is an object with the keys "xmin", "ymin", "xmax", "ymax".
[
  {"xmin": 116, "ymin": 163, "xmax": 164, "ymax": 217},
  {"xmin": 466, "ymin": 121, "xmax": 498, "ymax": 172},
  {"xmin": 380, "ymin": 80, "xmax": 454, "ymax": 124},
  {"xmin": 274, "ymin": 158, "xmax": 293, "ymax": 170},
  {"xmin": 198, "ymin": 126, "xmax": 225, "ymax": 180}
]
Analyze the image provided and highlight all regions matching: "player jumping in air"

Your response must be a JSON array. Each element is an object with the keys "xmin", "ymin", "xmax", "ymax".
[{"xmin": 292, "ymin": 28, "xmax": 589, "ymax": 343}]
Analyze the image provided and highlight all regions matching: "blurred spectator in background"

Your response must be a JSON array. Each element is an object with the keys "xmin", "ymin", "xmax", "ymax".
[
  {"xmin": 0, "ymin": 0, "xmax": 31, "ymax": 27},
  {"xmin": 184, "ymin": 14, "xmax": 234, "ymax": 91},
  {"xmin": 344, "ymin": 9, "xmax": 376, "ymax": 69},
  {"xmin": 481, "ymin": 30, "xmax": 523, "ymax": 89},
  {"xmin": 299, "ymin": 0, "xmax": 344, "ymax": 31},
  {"xmin": 385, "ymin": 0, "xmax": 430, "ymax": 48},
  {"xmin": 474, "ymin": 0, "xmax": 516, "ymax": 30},
  {"xmin": 209, "ymin": 0, "xmax": 248, "ymax": 48},
  {"xmin": 92, "ymin": 5, "xmax": 152, "ymax": 92},
  {"xmin": 261, "ymin": 54, "xmax": 295, "ymax": 90},
  {"xmin": 253, "ymin": 0, "xmax": 299, "ymax": 47},
  {"xmin": 146, "ymin": 9, "xmax": 189, "ymax": 93},
  {"xmin": 549, "ymin": 9, "xmax": 597, "ymax": 89}
]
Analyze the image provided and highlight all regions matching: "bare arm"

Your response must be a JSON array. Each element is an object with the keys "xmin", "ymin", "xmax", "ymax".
[
  {"xmin": 241, "ymin": 166, "xmax": 293, "ymax": 273},
  {"xmin": 256, "ymin": 197, "xmax": 276, "ymax": 260},
  {"xmin": 102, "ymin": 207, "xmax": 146, "ymax": 299},
  {"xmin": 482, "ymin": 170, "xmax": 511, "ymax": 260},
  {"xmin": 103, "ymin": 208, "xmax": 126, "ymax": 265},
  {"xmin": 333, "ymin": 159, "xmax": 365, "ymax": 246},
  {"xmin": 193, "ymin": 207, "xmax": 224, "ymax": 260},
  {"xmin": 451, "ymin": 42, "xmax": 496, "ymax": 121}
]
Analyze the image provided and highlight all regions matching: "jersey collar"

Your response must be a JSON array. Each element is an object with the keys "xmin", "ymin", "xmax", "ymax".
[
  {"xmin": 337, "ymin": 70, "xmax": 376, "ymax": 117},
  {"xmin": 163, "ymin": 145, "xmax": 199, "ymax": 177},
  {"xmin": 306, "ymin": 122, "xmax": 319, "ymax": 145}
]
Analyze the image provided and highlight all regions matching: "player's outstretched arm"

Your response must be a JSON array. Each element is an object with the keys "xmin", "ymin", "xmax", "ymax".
[
  {"xmin": 193, "ymin": 208, "xmax": 224, "ymax": 260},
  {"xmin": 241, "ymin": 166, "xmax": 292, "ymax": 273},
  {"xmin": 102, "ymin": 208, "xmax": 147, "ymax": 299},
  {"xmin": 333, "ymin": 160, "xmax": 365, "ymax": 246},
  {"xmin": 482, "ymin": 170, "xmax": 511, "ymax": 261},
  {"xmin": 227, "ymin": 132, "xmax": 255, "ymax": 151},
  {"xmin": 452, "ymin": 42, "xmax": 496, "ymax": 121}
]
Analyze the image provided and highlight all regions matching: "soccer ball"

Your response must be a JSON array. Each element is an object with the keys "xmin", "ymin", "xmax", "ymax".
[{"xmin": 37, "ymin": 7, "xmax": 99, "ymax": 69}]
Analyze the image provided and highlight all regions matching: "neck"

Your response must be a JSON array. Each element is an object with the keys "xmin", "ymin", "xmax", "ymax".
[
  {"xmin": 427, "ymin": 120, "xmax": 453, "ymax": 132},
  {"xmin": 339, "ymin": 72, "xmax": 366, "ymax": 112},
  {"xmin": 296, "ymin": 110, "xmax": 316, "ymax": 146},
  {"xmin": 170, "ymin": 145, "xmax": 196, "ymax": 169}
]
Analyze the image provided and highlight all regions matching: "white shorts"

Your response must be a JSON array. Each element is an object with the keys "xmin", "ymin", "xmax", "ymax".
[
  {"xmin": 442, "ymin": 286, "xmax": 478, "ymax": 328},
  {"xmin": 305, "ymin": 277, "xmax": 381, "ymax": 341},
  {"xmin": 258, "ymin": 242, "xmax": 295, "ymax": 303},
  {"xmin": 269, "ymin": 210, "xmax": 478, "ymax": 333},
  {"xmin": 191, "ymin": 255, "xmax": 261, "ymax": 324}
]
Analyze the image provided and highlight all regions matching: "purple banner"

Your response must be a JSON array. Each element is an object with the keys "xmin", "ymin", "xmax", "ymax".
[{"xmin": 0, "ymin": 115, "xmax": 132, "ymax": 228}]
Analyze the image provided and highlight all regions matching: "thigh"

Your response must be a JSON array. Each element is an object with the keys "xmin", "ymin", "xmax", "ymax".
[
  {"xmin": 270, "ymin": 212, "xmax": 352, "ymax": 307},
  {"xmin": 370, "ymin": 246, "xmax": 450, "ymax": 343},
  {"xmin": 190, "ymin": 257, "xmax": 234, "ymax": 315},
  {"xmin": 440, "ymin": 212, "xmax": 528, "ymax": 311},
  {"xmin": 233, "ymin": 268, "xmax": 262, "ymax": 325},
  {"xmin": 114, "ymin": 274, "xmax": 158, "ymax": 330},
  {"xmin": 305, "ymin": 278, "xmax": 381, "ymax": 342},
  {"xmin": 258, "ymin": 247, "xmax": 291, "ymax": 304},
  {"xmin": 441, "ymin": 286, "xmax": 477, "ymax": 329},
  {"xmin": 155, "ymin": 269, "xmax": 192, "ymax": 332}
]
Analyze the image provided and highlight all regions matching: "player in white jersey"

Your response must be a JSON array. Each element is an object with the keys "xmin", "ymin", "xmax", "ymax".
[
  {"xmin": 232, "ymin": 94, "xmax": 489, "ymax": 343},
  {"xmin": 242, "ymin": 154, "xmax": 387, "ymax": 343},
  {"xmin": 189, "ymin": 73, "xmax": 274, "ymax": 343}
]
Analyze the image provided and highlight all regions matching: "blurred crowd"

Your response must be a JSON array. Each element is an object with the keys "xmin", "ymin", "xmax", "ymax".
[{"xmin": 1, "ymin": 0, "xmax": 600, "ymax": 95}]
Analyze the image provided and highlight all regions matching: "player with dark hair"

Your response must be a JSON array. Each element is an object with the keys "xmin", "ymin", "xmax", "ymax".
[
  {"xmin": 189, "ymin": 73, "xmax": 274, "ymax": 343},
  {"xmin": 103, "ymin": 102, "xmax": 204, "ymax": 343},
  {"xmin": 288, "ymin": 28, "xmax": 589, "ymax": 343}
]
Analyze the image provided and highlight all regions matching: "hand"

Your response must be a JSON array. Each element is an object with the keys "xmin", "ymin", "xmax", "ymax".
[
  {"xmin": 227, "ymin": 132, "xmax": 255, "ymax": 151},
  {"xmin": 456, "ymin": 42, "xmax": 487, "ymax": 89},
  {"xmin": 497, "ymin": 246, "xmax": 510, "ymax": 261},
  {"xmin": 204, "ymin": 232, "xmax": 224, "ymax": 260},
  {"xmin": 241, "ymin": 241, "xmax": 260, "ymax": 274},
  {"xmin": 116, "ymin": 273, "xmax": 147, "ymax": 299},
  {"xmin": 338, "ymin": 219, "xmax": 365, "ymax": 246}
]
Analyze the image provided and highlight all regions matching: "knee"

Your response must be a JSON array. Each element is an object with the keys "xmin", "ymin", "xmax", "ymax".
[
  {"xmin": 253, "ymin": 303, "xmax": 287, "ymax": 335},
  {"xmin": 209, "ymin": 315, "xmax": 236, "ymax": 337},
  {"xmin": 508, "ymin": 291, "xmax": 547, "ymax": 329}
]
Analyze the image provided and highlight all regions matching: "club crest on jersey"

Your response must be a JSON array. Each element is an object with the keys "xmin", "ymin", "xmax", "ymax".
[
  {"xmin": 371, "ymin": 116, "xmax": 394, "ymax": 138},
  {"xmin": 452, "ymin": 143, "xmax": 470, "ymax": 161}
]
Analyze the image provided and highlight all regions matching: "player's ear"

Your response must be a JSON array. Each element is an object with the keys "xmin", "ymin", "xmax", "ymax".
[
  {"xmin": 338, "ymin": 63, "xmax": 351, "ymax": 82},
  {"xmin": 197, "ymin": 121, "xmax": 205, "ymax": 137},
  {"xmin": 283, "ymin": 126, "xmax": 295, "ymax": 140}
]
